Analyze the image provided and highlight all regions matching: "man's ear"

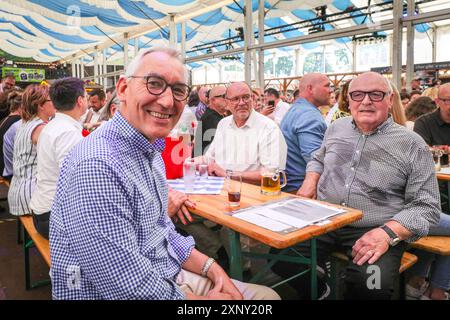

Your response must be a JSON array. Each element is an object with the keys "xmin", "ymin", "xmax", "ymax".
[{"xmin": 116, "ymin": 75, "xmax": 128, "ymax": 103}]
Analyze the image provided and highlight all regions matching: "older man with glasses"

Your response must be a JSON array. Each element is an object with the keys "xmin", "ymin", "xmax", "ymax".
[
  {"xmin": 49, "ymin": 47, "xmax": 279, "ymax": 301},
  {"xmin": 271, "ymin": 71, "xmax": 440, "ymax": 300},
  {"xmin": 202, "ymin": 82, "xmax": 287, "ymax": 185}
]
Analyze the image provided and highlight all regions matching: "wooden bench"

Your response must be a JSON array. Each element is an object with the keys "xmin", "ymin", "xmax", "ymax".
[
  {"xmin": 329, "ymin": 251, "xmax": 418, "ymax": 299},
  {"xmin": 19, "ymin": 215, "xmax": 51, "ymax": 290},
  {"xmin": 412, "ymin": 236, "xmax": 450, "ymax": 256}
]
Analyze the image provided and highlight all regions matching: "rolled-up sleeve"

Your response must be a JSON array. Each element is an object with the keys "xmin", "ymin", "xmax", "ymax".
[{"xmin": 391, "ymin": 146, "xmax": 441, "ymax": 242}]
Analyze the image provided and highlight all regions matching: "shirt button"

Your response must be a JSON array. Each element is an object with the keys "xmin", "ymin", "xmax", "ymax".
[
  {"xmin": 356, "ymin": 150, "xmax": 360, "ymax": 154},
  {"xmin": 345, "ymin": 184, "xmax": 349, "ymax": 188},
  {"xmin": 350, "ymin": 167, "xmax": 355, "ymax": 171}
]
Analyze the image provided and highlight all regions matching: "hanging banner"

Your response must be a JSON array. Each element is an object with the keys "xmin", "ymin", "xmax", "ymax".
[{"xmin": 1, "ymin": 67, "xmax": 45, "ymax": 82}]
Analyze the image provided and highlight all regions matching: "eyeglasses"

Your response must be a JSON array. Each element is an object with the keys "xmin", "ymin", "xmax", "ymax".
[
  {"xmin": 227, "ymin": 94, "xmax": 252, "ymax": 105},
  {"xmin": 349, "ymin": 91, "xmax": 388, "ymax": 102},
  {"xmin": 438, "ymin": 97, "xmax": 450, "ymax": 105},
  {"xmin": 129, "ymin": 75, "xmax": 190, "ymax": 101}
]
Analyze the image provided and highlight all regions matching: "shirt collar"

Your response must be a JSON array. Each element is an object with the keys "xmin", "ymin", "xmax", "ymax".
[
  {"xmin": 295, "ymin": 98, "xmax": 321, "ymax": 112},
  {"xmin": 351, "ymin": 114, "xmax": 394, "ymax": 135},
  {"xmin": 54, "ymin": 112, "xmax": 83, "ymax": 130},
  {"xmin": 112, "ymin": 111, "xmax": 165, "ymax": 154},
  {"xmin": 229, "ymin": 109, "xmax": 257, "ymax": 129}
]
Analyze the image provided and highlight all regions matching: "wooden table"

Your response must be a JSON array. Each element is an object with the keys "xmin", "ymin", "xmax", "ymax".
[{"xmin": 188, "ymin": 182, "xmax": 363, "ymax": 299}]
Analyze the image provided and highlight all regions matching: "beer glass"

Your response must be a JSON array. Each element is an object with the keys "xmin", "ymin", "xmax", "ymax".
[
  {"xmin": 260, "ymin": 166, "xmax": 287, "ymax": 195},
  {"xmin": 225, "ymin": 170, "xmax": 242, "ymax": 207}
]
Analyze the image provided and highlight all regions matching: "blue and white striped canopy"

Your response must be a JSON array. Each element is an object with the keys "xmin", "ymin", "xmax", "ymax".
[{"xmin": 0, "ymin": 0, "xmax": 431, "ymax": 67}]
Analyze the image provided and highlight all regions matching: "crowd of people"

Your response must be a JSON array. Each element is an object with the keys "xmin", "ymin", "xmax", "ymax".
[{"xmin": 0, "ymin": 45, "xmax": 449, "ymax": 300}]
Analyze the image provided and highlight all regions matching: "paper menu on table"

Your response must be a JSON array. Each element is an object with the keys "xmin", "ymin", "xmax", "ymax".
[
  {"xmin": 438, "ymin": 167, "xmax": 450, "ymax": 175},
  {"xmin": 232, "ymin": 198, "xmax": 346, "ymax": 234}
]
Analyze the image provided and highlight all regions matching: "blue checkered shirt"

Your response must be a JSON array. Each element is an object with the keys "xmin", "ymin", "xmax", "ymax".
[{"xmin": 49, "ymin": 111, "xmax": 195, "ymax": 300}]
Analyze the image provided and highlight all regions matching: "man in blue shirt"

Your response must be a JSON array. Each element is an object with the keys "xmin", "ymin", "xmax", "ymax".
[
  {"xmin": 50, "ymin": 47, "xmax": 278, "ymax": 300},
  {"xmin": 280, "ymin": 73, "xmax": 331, "ymax": 192}
]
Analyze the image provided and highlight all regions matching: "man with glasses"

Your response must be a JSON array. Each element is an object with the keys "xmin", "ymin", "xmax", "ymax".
[
  {"xmin": 49, "ymin": 48, "xmax": 278, "ymax": 300},
  {"xmin": 281, "ymin": 73, "xmax": 331, "ymax": 193},
  {"xmin": 414, "ymin": 82, "xmax": 450, "ymax": 165},
  {"xmin": 203, "ymin": 82, "xmax": 287, "ymax": 185},
  {"xmin": 271, "ymin": 72, "xmax": 440, "ymax": 299},
  {"xmin": 194, "ymin": 85, "xmax": 228, "ymax": 155}
]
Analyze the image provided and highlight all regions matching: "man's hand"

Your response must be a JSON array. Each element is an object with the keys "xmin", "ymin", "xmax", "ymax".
[
  {"xmin": 352, "ymin": 228, "xmax": 390, "ymax": 266},
  {"xmin": 206, "ymin": 262, "xmax": 243, "ymax": 300},
  {"xmin": 167, "ymin": 189, "xmax": 195, "ymax": 225},
  {"xmin": 208, "ymin": 162, "xmax": 226, "ymax": 177},
  {"xmin": 260, "ymin": 105, "xmax": 275, "ymax": 116},
  {"xmin": 296, "ymin": 172, "xmax": 321, "ymax": 199}
]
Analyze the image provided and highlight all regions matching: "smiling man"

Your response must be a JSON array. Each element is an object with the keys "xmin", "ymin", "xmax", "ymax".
[
  {"xmin": 271, "ymin": 72, "xmax": 440, "ymax": 300},
  {"xmin": 203, "ymin": 82, "xmax": 287, "ymax": 185},
  {"xmin": 49, "ymin": 47, "xmax": 278, "ymax": 300}
]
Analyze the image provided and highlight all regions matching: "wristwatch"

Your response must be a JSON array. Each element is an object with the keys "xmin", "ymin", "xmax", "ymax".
[{"xmin": 380, "ymin": 225, "xmax": 401, "ymax": 246}]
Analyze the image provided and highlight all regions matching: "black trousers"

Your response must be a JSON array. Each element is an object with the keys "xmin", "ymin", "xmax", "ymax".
[
  {"xmin": 32, "ymin": 211, "xmax": 50, "ymax": 240},
  {"xmin": 271, "ymin": 226, "xmax": 407, "ymax": 300}
]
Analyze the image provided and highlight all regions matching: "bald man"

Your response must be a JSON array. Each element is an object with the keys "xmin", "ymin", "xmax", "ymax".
[
  {"xmin": 414, "ymin": 82, "xmax": 450, "ymax": 166},
  {"xmin": 280, "ymin": 73, "xmax": 331, "ymax": 192},
  {"xmin": 194, "ymin": 85, "xmax": 228, "ymax": 155},
  {"xmin": 272, "ymin": 72, "xmax": 440, "ymax": 300}
]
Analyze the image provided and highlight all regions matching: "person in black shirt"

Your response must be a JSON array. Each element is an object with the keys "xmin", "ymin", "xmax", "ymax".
[
  {"xmin": 0, "ymin": 90, "xmax": 22, "ymax": 178},
  {"xmin": 414, "ymin": 83, "xmax": 450, "ymax": 166},
  {"xmin": 194, "ymin": 85, "xmax": 228, "ymax": 156}
]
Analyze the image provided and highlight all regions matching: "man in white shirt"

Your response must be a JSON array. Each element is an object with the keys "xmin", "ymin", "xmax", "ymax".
[
  {"xmin": 263, "ymin": 87, "xmax": 291, "ymax": 126},
  {"xmin": 205, "ymin": 82, "xmax": 287, "ymax": 185},
  {"xmin": 30, "ymin": 77, "xmax": 88, "ymax": 238},
  {"xmin": 80, "ymin": 88, "xmax": 106, "ymax": 128},
  {"xmin": 0, "ymin": 75, "xmax": 16, "ymax": 94}
]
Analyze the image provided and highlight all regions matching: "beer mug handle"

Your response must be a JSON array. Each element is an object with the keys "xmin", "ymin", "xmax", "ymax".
[{"xmin": 280, "ymin": 170, "xmax": 287, "ymax": 189}]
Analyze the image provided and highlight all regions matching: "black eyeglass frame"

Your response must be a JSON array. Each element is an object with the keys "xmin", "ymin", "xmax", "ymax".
[
  {"xmin": 348, "ymin": 90, "xmax": 390, "ymax": 102},
  {"xmin": 129, "ymin": 75, "xmax": 191, "ymax": 101}
]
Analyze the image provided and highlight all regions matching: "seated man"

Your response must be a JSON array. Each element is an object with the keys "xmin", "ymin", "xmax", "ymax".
[
  {"xmin": 50, "ymin": 47, "xmax": 279, "ymax": 300},
  {"xmin": 203, "ymin": 82, "xmax": 287, "ymax": 185},
  {"xmin": 281, "ymin": 73, "xmax": 331, "ymax": 192},
  {"xmin": 271, "ymin": 72, "xmax": 441, "ymax": 300},
  {"xmin": 30, "ymin": 77, "xmax": 87, "ymax": 239},
  {"xmin": 80, "ymin": 88, "xmax": 106, "ymax": 130},
  {"xmin": 194, "ymin": 85, "xmax": 228, "ymax": 155}
]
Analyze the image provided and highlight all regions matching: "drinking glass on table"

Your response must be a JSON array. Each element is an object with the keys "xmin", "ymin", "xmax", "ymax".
[
  {"xmin": 430, "ymin": 147, "xmax": 444, "ymax": 172},
  {"xmin": 183, "ymin": 158, "xmax": 196, "ymax": 193},
  {"xmin": 225, "ymin": 170, "xmax": 242, "ymax": 207},
  {"xmin": 433, "ymin": 145, "xmax": 449, "ymax": 167}
]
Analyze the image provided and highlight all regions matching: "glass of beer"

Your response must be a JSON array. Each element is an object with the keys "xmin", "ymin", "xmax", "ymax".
[
  {"xmin": 261, "ymin": 166, "xmax": 287, "ymax": 195},
  {"xmin": 225, "ymin": 170, "xmax": 242, "ymax": 207}
]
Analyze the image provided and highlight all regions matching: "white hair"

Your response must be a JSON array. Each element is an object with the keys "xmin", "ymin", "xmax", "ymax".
[
  {"xmin": 124, "ymin": 46, "xmax": 188, "ymax": 81},
  {"xmin": 348, "ymin": 72, "xmax": 392, "ymax": 93}
]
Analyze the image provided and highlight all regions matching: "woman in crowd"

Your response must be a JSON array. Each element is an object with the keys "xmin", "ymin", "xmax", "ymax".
[
  {"xmin": 0, "ymin": 90, "xmax": 23, "ymax": 179},
  {"xmin": 99, "ymin": 91, "xmax": 120, "ymax": 121},
  {"xmin": 8, "ymin": 84, "xmax": 55, "ymax": 216},
  {"xmin": 404, "ymin": 96, "xmax": 436, "ymax": 130},
  {"xmin": 325, "ymin": 81, "xmax": 350, "ymax": 126},
  {"xmin": 390, "ymin": 82, "xmax": 407, "ymax": 126}
]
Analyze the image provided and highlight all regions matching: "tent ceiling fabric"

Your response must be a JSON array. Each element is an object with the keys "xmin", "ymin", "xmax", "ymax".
[{"xmin": 0, "ymin": 0, "xmax": 434, "ymax": 66}]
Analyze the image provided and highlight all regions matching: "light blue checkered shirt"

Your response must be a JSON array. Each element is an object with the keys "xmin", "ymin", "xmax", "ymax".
[{"xmin": 50, "ymin": 111, "xmax": 195, "ymax": 300}]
